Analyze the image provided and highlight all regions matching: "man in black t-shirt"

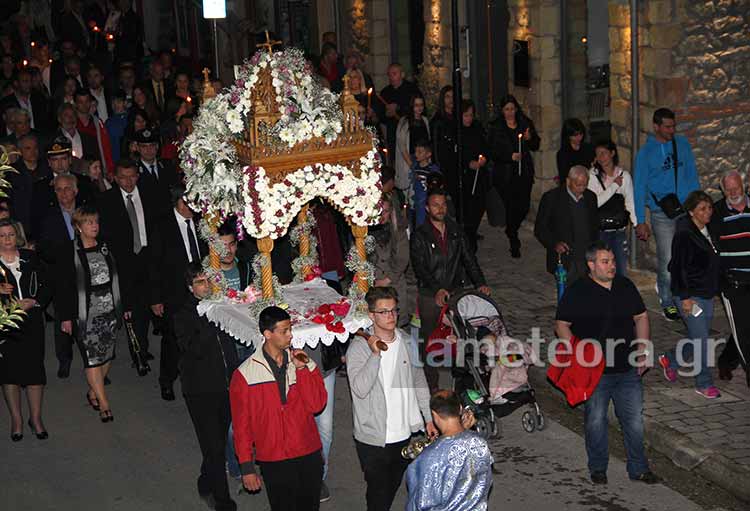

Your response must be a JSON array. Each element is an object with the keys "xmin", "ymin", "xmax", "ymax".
[{"xmin": 555, "ymin": 240, "xmax": 658, "ymax": 485}]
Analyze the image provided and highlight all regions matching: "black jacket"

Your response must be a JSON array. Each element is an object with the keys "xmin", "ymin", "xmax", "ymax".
[
  {"xmin": 669, "ymin": 216, "xmax": 721, "ymax": 299},
  {"xmin": 556, "ymin": 143, "xmax": 595, "ymax": 183},
  {"xmin": 534, "ymin": 186, "xmax": 599, "ymax": 274},
  {"xmin": 410, "ymin": 218, "xmax": 486, "ymax": 296},
  {"xmin": 148, "ymin": 212, "xmax": 208, "ymax": 310},
  {"xmin": 488, "ymin": 116, "xmax": 540, "ymax": 188},
  {"xmin": 0, "ymin": 249, "xmax": 53, "ymax": 344},
  {"xmin": 173, "ymin": 295, "xmax": 240, "ymax": 396}
]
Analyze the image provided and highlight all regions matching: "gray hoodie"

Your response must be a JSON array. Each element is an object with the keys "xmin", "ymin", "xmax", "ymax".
[{"xmin": 346, "ymin": 328, "xmax": 432, "ymax": 447}]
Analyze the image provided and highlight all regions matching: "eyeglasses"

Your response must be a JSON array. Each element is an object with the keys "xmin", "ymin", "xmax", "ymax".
[{"xmin": 370, "ymin": 308, "xmax": 399, "ymax": 316}]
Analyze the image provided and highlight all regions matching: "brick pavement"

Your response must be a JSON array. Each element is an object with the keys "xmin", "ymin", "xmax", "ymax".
[{"xmin": 471, "ymin": 219, "xmax": 750, "ymax": 500}]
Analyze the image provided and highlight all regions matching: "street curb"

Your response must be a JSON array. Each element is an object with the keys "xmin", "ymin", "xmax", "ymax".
[{"xmin": 527, "ymin": 369, "xmax": 750, "ymax": 503}]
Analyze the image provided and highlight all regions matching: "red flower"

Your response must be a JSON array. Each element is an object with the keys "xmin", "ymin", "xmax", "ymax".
[
  {"xmin": 226, "ymin": 288, "xmax": 238, "ymax": 299},
  {"xmin": 317, "ymin": 304, "xmax": 332, "ymax": 315},
  {"xmin": 304, "ymin": 274, "xmax": 316, "ymax": 282},
  {"xmin": 326, "ymin": 321, "xmax": 345, "ymax": 333},
  {"xmin": 330, "ymin": 302, "xmax": 350, "ymax": 317}
]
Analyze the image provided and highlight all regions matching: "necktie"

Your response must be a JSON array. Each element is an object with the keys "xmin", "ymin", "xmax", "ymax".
[
  {"xmin": 157, "ymin": 82, "xmax": 163, "ymax": 108},
  {"xmin": 126, "ymin": 194, "xmax": 142, "ymax": 254},
  {"xmin": 185, "ymin": 219, "xmax": 200, "ymax": 263},
  {"xmin": 151, "ymin": 163, "xmax": 159, "ymax": 182}
]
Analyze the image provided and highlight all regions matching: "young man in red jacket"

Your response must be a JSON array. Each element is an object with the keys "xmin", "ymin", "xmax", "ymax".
[{"xmin": 229, "ymin": 306, "xmax": 327, "ymax": 510}]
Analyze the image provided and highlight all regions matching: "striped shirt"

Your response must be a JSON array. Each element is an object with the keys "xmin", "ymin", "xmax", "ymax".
[{"xmin": 712, "ymin": 197, "xmax": 750, "ymax": 281}]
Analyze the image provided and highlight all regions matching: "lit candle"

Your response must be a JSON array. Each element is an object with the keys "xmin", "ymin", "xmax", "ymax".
[
  {"xmin": 367, "ymin": 87, "xmax": 372, "ymax": 110},
  {"xmin": 30, "ymin": 41, "xmax": 35, "ymax": 48},
  {"xmin": 48, "ymin": 58, "xmax": 53, "ymax": 64},
  {"xmin": 517, "ymin": 132, "xmax": 523, "ymax": 175},
  {"xmin": 472, "ymin": 154, "xmax": 484, "ymax": 195},
  {"xmin": 22, "ymin": 59, "xmax": 28, "ymax": 67},
  {"xmin": 93, "ymin": 25, "xmax": 100, "ymax": 32},
  {"xmin": 186, "ymin": 96, "xmax": 192, "ymax": 104},
  {"xmin": 106, "ymin": 33, "xmax": 114, "ymax": 41}
]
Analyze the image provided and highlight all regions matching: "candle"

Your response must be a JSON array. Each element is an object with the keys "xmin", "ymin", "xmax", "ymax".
[
  {"xmin": 472, "ymin": 154, "xmax": 483, "ymax": 195},
  {"xmin": 186, "ymin": 96, "xmax": 192, "ymax": 103},
  {"xmin": 517, "ymin": 132, "xmax": 523, "ymax": 176},
  {"xmin": 367, "ymin": 87, "xmax": 372, "ymax": 110},
  {"xmin": 106, "ymin": 33, "xmax": 114, "ymax": 41},
  {"xmin": 93, "ymin": 25, "xmax": 100, "ymax": 32},
  {"xmin": 22, "ymin": 59, "xmax": 28, "ymax": 67},
  {"xmin": 30, "ymin": 41, "xmax": 35, "ymax": 48}
]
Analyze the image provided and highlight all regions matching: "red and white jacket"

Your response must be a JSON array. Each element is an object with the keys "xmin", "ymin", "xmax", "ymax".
[{"xmin": 229, "ymin": 345, "xmax": 327, "ymax": 475}]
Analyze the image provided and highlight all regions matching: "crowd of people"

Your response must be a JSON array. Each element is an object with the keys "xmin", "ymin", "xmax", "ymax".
[{"xmin": 1, "ymin": 3, "xmax": 748, "ymax": 511}]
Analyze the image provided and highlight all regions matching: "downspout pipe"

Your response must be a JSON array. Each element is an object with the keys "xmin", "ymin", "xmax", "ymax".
[
  {"xmin": 630, "ymin": 0, "xmax": 639, "ymax": 269},
  {"xmin": 560, "ymin": 0, "xmax": 568, "ymax": 121}
]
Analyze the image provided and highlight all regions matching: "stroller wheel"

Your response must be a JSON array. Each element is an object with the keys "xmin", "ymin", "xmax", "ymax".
[
  {"xmin": 535, "ymin": 411, "xmax": 546, "ymax": 431},
  {"xmin": 475, "ymin": 416, "xmax": 493, "ymax": 439},
  {"xmin": 521, "ymin": 411, "xmax": 536, "ymax": 433},
  {"xmin": 491, "ymin": 419, "xmax": 502, "ymax": 438}
]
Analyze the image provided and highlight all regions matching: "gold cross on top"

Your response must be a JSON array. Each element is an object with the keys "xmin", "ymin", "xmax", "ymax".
[
  {"xmin": 202, "ymin": 67, "xmax": 211, "ymax": 83},
  {"xmin": 257, "ymin": 30, "xmax": 282, "ymax": 54}
]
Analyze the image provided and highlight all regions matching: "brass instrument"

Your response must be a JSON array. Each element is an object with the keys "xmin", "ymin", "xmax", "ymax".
[{"xmin": 401, "ymin": 435, "xmax": 436, "ymax": 460}]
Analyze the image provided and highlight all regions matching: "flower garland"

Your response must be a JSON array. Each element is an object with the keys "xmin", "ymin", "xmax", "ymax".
[
  {"xmin": 242, "ymin": 156, "xmax": 382, "ymax": 240},
  {"xmin": 245, "ymin": 253, "xmax": 287, "ymax": 317},
  {"xmin": 345, "ymin": 235, "xmax": 376, "ymax": 302},
  {"xmin": 289, "ymin": 213, "xmax": 319, "ymax": 283}
]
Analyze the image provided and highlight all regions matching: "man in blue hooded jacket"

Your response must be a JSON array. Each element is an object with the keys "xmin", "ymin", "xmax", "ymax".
[{"xmin": 633, "ymin": 108, "xmax": 700, "ymax": 321}]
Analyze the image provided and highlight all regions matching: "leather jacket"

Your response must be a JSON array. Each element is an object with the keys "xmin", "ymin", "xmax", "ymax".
[{"xmin": 410, "ymin": 218, "xmax": 486, "ymax": 296}]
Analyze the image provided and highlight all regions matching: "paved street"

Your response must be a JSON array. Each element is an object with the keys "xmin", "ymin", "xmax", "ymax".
[{"xmin": 2, "ymin": 219, "xmax": 749, "ymax": 510}]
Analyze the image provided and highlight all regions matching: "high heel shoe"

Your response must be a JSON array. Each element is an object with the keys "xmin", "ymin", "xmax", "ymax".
[
  {"xmin": 27, "ymin": 419, "xmax": 48, "ymax": 440},
  {"xmin": 99, "ymin": 410, "xmax": 114, "ymax": 423},
  {"xmin": 11, "ymin": 432, "xmax": 23, "ymax": 442},
  {"xmin": 86, "ymin": 391, "xmax": 101, "ymax": 411}
]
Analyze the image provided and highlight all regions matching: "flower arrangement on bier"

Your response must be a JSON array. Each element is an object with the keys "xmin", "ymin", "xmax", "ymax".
[{"xmin": 180, "ymin": 36, "xmax": 382, "ymax": 311}]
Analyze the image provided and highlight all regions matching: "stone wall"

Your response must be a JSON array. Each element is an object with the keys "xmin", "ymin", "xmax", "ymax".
[
  {"xmin": 610, "ymin": 0, "xmax": 750, "ymax": 191},
  {"xmin": 506, "ymin": 0, "xmax": 562, "ymax": 203},
  {"xmin": 609, "ymin": 0, "xmax": 750, "ymax": 268}
]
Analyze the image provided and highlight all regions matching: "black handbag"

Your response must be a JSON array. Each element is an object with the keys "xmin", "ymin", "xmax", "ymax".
[
  {"xmin": 651, "ymin": 139, "xmax": 684, "ymax": 219},
  {"xmin": 321, "ymin": 339, "xmax": 349, "ymax": 372},
  {"xmin": 125, "ymin": 319, "xmax": 151, "ymax": 377},
  {"xmin": 595, "ymin": 172, "xmax": 629, "ymax": 230}
]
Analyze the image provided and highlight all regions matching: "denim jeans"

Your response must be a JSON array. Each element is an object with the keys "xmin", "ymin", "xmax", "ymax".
[
  {"xmin": 225, "ymin": 342, "xmax": 255, "ymax": 478},
  {"xmin": 315, "ymin": 370, "xmax": 337, "ymax": 480},
  {"xmin": 651, "ymin": 210, "xmax": 679, "ymax": 308},
  {"xmin": 664, "ymin": 296, "xmax": 715, "ymax": 389},
  {"xmin": 584, "ymin": 369, "xmax": 649, "ymax": 479},
  {"xmin": 599, "ymin": 228, "xmax": 628, "ymax": 277}
]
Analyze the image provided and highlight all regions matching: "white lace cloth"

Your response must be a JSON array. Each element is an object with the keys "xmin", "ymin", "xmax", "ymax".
[{"xmin": 197, "ymin": 278, "xmax": 372, "ymax": 348}]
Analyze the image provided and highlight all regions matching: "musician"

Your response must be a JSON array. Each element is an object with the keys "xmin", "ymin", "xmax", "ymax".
[{"xmin": 346, "ymin": 286, "xmax": 436, "ymax": 511}]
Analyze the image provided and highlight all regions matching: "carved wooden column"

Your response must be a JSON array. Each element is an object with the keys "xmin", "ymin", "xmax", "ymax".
[
  {"xmin": 207, "ymin": 214, "xmax": 221, "ymax": 294},
  {"xmin": 351, "ymin": 225, "xmax": 369, "ymax": 294},
  {"xmin": 297, "ymin": 205, "xmax": 312, "ymax": 279},
  {"xmin": 256, "ymin": 237, "xmax": 275, "ymax": 299}
]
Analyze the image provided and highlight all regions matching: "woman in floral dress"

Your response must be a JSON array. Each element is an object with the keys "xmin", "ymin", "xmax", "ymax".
[{"xmin": 57, "ymin": 206, "xmax": 125, "ymax": 423}]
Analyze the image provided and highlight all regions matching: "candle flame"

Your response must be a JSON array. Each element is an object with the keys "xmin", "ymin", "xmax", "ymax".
[
  {"xmin": 22, "ymin": 59, "xmax": 28, "ymax": 66},
  {"xmin": 518, "ymin": 133, "xmax": 523, "ymax": 139},
  {"xmin": 186, "ymin": 96, "xmax": 192, "ymax": 103},
  {"xmin": 106, "ymin": 34, "xmax": 114, "ymax": 41},
  {"xmin": 93, "ymin": 26, "xmax": 100, "ymax": 32},
  {"xmin": 31, "ymin": 41, "xmax": 36, "ymax": 47},
  {"xmin": 48, "ymin": 58, "xmax": 53, "ymax": 63},
  {"xmin": 367, "ymin": 88, "xmax": 373, "ymax": 94}
]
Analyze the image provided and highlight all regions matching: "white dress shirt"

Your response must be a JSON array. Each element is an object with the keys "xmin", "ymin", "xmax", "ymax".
[
  {"xmin": 15, "ymin": 93, "xmax": 35, "ymax": 129},
  {"xmin": 174, "ymin": 209, "xmax": 199, "ymax": 262},
  {"xmin": 62, "ymin": 129, "xmax": 84, "ymax": 159},
  {"xmin": 120, "ymin": 186, "xmax": 148, "ymax": 249}
]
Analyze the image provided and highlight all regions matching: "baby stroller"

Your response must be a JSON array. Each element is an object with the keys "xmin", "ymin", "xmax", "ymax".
[{"xmin": 447, "ymin": 290, "xmax": 545, "ymax": 439}]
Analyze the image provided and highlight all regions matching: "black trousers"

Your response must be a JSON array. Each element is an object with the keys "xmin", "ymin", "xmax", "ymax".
[
  {"xmin": 719, "ymin": 288, "xmax": 750, "ymax": 371},
  {"xmin": 355, "ymin": 439, "xmax": 410, "ymax": 511},
  {"xmin": 461, "ymin": 171, "xmax": 486, "ymax": 254},
  {"xmin": 54, "ymin": 317, "xmax": 74, "ymax": 366},
  {"xmin": 258, "ymin": 450, "xmax": 323, "ymax": 511},
  {"xmin": 126, "ymin": 251, "xmax": 154, "ymax": 362},
  {"xmin": 184, "ymin": 392, "xmax": 235, "ymax": 511},
  {"xmin": 158, "ymin": 310, "xmax": 180, "ymax": 387},
  {"xmin": 418, "ymin": 292, "xmax": 441, "ymax": 393},
  {"xmin": 498, "ymin": 176, "xmax": 532, "ymax": 244}
]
